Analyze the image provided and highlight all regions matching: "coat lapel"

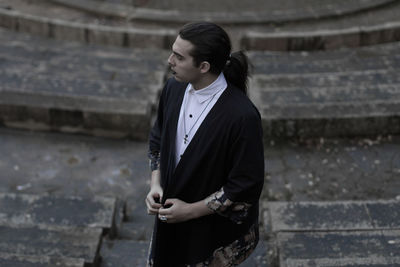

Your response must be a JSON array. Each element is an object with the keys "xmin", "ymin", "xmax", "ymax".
[
  {"xmin": 162, "ymin": 82, "xmax": 186, "ymax": 193},
  {"xmin": 168, "ymin": 87, "xmax": 231, "ymax": 196}
]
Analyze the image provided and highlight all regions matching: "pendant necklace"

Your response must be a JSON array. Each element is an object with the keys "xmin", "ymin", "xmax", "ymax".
[{"xmin": 183, "ymin": 92, "xmax": 218, "ymax": 144}]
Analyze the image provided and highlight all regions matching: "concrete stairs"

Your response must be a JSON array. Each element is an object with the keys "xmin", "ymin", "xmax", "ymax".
[
  {"xmin": 0, "ymin": 192, "xmax": 120, "ymax": 266},
  {"xmin": 0, "ymin": 25, "xmax": 399, "ymax": 140},
  {"xmin": 99, "ymin": 240, "xmax": 149, "ymax": 267},
  {"xmin": 248, "ymin": 42, "xmax": 400, "ymax": 139},
  {"xmin": 1, "ymin": 1, "xmax": 400, "ymax": 264},
  {"xmin": 0, "ymin": 27, "xmax": 168, "ymax": 140},
  {"xmin": 264, "ymin": 200, "xmax": 400, "ymax": 266},
  {"xmin": 1, "ymin": 0, "xmax": 400, "ymax": 50},
  {"xmin": 0, "ymin": 127, "xmax": 399, "ymax": 266},
  {"xmin": 0, "ymin": 0, "xmax": 399, "ymax": 140}
]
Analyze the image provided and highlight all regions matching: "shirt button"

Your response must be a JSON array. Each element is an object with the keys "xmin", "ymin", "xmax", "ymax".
[{"xmin": 189, "ymin": 114, "xmax": 193, "ymax": 118}]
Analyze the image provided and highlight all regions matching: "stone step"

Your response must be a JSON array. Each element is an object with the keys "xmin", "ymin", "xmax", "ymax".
[
  {"xmin": 239, "ymin": 240, "xmax": 270, "ymax": 267},
  {"xmin": 0, "ymin": 193, "xmax": 118, "ymax": 231},
  {"xmin": 264, "ymin": 200, "xmax": 400, "ymax": 233},
  {"xmin": 277, "ymin": 230, "xmax": 400, "ymax": 267},
  {"xmin": 264, "ymin": 201, "xmax": 400, "ymax": 266},
  {"xmin": 254, "ymin": 82, "xmax": 400, "ymax": 104},
  {"xmin": 99, "ymin": 240, "xmax": 149, "ymax": 267},
  {"xmin": 0, "ymin": 38, "xmax": 167, "ymax": 89},
  {"xmin": 247, "ymin": 44, "xmax": 400, "ymax": 139},
  {"xmin": 0, "ymin": 27, "xmax": 168, "ymax": 139},
  {"xmin": 0, "ymin": 225, "xmax": 102, "ymax": 266},
  {"xmin": 1, "ymin": 0, "xmax": 400, "ymax": 50},
  {"xmin": 250, "ymin": 87, "xmax": 400, "ymax": 139},
  {"xmin": 0, "ymin": 252, "xmax": 85, "ymax": 267},
  {"xmin": 48, "ymin": 0, "xmax": 395, "ymax": 24},
  {"xmin": 0, "ymin": 71, "xmax": 156, "ymax": 100},
  {"xmin": 249, "ymin": 47, "xmax": 400, "ymax": 75},
  {"xmin": 0, "ymin": 89, "xmax": 152, "ymax": 139},
  {"xmin": 242, "ymin": 2, "xmax": 400, "ymax": 51},
  {"xmin": 0, "ymin": 27, "xmax": 167, "ymax": 103},
  {"xmin": 251, "ymin": 70, "xmax": 400, "ymax": 89},
  {"xmin": 251, "ymin": 55, "xmax": 400, "ymax": 75},
  {"xmin": 99, "ymin": 238, "xmax": 270, "ymax": 267},
  {"xmin": 0, "ymin": 51, "xmax": 165, "ymax": 95},
  {"xmin": 0, "ymin": 1, "xmax": 177, "ymax": 49}
]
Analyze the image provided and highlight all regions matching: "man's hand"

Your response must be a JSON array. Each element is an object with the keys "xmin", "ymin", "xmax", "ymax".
[
  {"xmin": 146, "ymin": 184, "xmax": 163, "ymax": 215},
  {"xmin": 158, "ymin": 199, "xmax": 192, "ymax": 223},
  {"xmin": 158, "ymin": 198, "xmax": 214, "ymax": 223},
  {"xmin": 145, "ymin": 170, "xmax": 163, "ymax": 215}
]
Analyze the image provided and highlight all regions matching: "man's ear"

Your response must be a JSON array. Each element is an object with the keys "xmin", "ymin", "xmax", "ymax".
[{"xmin": 199, "ymin": 61, "xmax": 211, "ymax": 73}]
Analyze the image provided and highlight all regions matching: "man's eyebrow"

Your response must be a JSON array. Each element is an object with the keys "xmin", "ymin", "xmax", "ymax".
[{"xmin": 173, "ymin": 51, "xmax": 184, "ymax": 58}]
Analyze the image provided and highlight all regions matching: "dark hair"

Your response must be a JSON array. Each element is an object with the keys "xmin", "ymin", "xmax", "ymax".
[{"xmin": 179, "ymin": 22, "xmax": 250, "ymax": 95}]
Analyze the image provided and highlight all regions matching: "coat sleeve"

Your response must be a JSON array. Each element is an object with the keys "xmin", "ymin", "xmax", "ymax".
[
  {"xmin": 148, "ymin": 80, "xmax": 170, "ymax": 171},
  {"xmin": 205, "ymin": 110, "xmax": 265, "ymax": 224}
]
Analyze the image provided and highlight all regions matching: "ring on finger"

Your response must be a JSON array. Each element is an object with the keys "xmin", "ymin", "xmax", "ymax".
[{"xmin": 160, "ymin": 215, "xmax": 167, "ymax": 222}]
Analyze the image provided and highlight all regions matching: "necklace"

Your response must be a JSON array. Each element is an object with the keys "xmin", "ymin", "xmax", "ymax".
[{"xmin": 183, "ymin": 92, "xmax": 218, "ymax": 144}]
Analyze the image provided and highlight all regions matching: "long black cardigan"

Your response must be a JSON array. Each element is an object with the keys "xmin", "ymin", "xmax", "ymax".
[{"xmin": 148, "ymin": 78, "xmax": 265, "ymax": 266}]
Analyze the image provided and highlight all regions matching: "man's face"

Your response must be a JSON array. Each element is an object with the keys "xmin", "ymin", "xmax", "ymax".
[{"xmin": 168, "ymin": 36, "xmax": 202, "ymax": 84}]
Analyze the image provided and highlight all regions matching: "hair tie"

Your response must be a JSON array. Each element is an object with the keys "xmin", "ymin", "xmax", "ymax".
[{"xmin": 226, "ymin": 54, "xmax": 232, "ymax": 66}]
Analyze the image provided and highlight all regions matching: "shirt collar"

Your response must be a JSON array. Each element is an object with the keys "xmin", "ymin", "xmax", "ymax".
[{"xmin": 188, "ymin": 73, "xmax": 227, "ymax": 104}]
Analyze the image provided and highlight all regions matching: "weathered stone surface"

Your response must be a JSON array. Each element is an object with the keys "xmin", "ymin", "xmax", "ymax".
[
  {"xmin": 99, "ymin": 239, "xmax": 271, "ymax": 267},
  {"xmin": 0, "ymin": 1, "xmax": 176, "ymax": 49},
  {"xmin": 17, "ymin": 13, "xmax": 50, "ymax": 36},
  {"xmin": 51, "ymin": 20, "xmax": 87, "ymax": 43},
  {"xmin": 265, "ymin": 200, "xmax": 400, "ymax": 233},
  {"xmin": 248, "ymin": 43, "xmax": 400, "ymax": 138},
  {"xmin": 284, "ymin": 257, "xmax": 400, "ymax": 267},
  {"xmin": 46, "ymin": 0, "xmax": 399, "ymax": 24},
  {"xmin": 0, "ymin": 8, "xmax": 18, "ymax": 30},
  {"xmin": 0, "ymin": 225, "xmax": 102, "ymax": 266},
  {"xmin": 1, "ymin": 0, "xmax": 400, "ymax": 50},
  {"xmin": 0, "ymin": 252, "xmax": 85, "ymax": 267},
  {"xmin": 277, "ymin": 230, "xmax": 400, "ymax": 267},
  {"xmin": 0, "ymin": 27, "xmax": 167, "ymax": 139},
  {"xmin": 250, "ymin": 54, "xmax": 400, "ymax": 76},
  {"xmin": 0, "ymin": 193, "xmax": 116, "ymax": 230},
  {"xmin": 265, "ymin": 201, "xmax": 373, "ymax": 232},
  {"xmin": 367, "ymin": 200, "xmax": 400, "ymax": 229},
  {"xmin": 86, "ymin": 25, "xmax": 125, "ymax": 47},
  {"xmin": 100, "ymin": 240, "xmax": 149, "ymax": 267},
  {"xmin": 0, "ymin": 127, "xmax": 399, "ymax": 266},
  {"xmin": 241, "ymin": 2, "xmax": 400, "ymax": 51},
  {"xmin": 240, "ymin": 240, "xmax": 270, "ymax": 267}
]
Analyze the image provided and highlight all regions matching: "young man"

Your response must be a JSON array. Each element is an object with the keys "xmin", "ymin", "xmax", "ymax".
[{"xmin": 146, "ymin": 22, "xmax": 264, "ymax": 266}]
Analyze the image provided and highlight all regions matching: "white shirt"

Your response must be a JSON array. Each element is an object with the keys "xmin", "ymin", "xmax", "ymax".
[{"xmin": 175, "ymin": 73, "xmax": 227, "ymax": 166}]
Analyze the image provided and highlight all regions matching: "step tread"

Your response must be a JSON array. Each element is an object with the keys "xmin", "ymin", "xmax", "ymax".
[
  {"xmin": 0, "ymin": 225, "xmax": 102, "ymax": 264},
  {"xmin": 47, "ymin": 0, "xmax": 396, "ymax": 23},
  {"xmin": 0, "ymin": 71, "xmax": 157, "ymax": 107},
  {"xmin": 253, "ymin": 83, "xmax": 400, "ymax": 105},
  {"xmin": 0, "ymin": 193, "xmax": 117, "ymax": 229},
  {"xmin": 100, "ymin": 240, "xmax": 149, "ymax": 267},
  {"xmin": 0, "ymin": 252, "xmax": 85, "ymax": 267},
  {"xmin": 2, "ymin": 0, "xmax": 400, "ymax": 51},
  {"xmin": 249, "ymin": 48, "xmax": 400, "ymax": 74},
  {"xmin": 265, "ymin": 200, "xmax": 400, "ymax": 232},
  {"xmin": 3, "ymin": 0, "xmax": 396, "ymax": 24},
  {"xmin": 278, "ymin": 230, "xmax": 400, "ymax": 267}
]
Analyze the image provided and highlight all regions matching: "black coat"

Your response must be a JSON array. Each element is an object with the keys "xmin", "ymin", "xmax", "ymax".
[{"xmin": 149, "ymin": 78, "xmax": 264, "ymax": 266}]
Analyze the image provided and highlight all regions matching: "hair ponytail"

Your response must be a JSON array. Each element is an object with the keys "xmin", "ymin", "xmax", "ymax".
[{"xmin": 223, "ymin": 51, "xmax": 251, "ymax": 95}]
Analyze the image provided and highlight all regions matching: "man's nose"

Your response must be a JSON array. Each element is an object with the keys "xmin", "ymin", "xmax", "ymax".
[{"xmin": 167, "ymin": 54, "xmax": 174, "ymax": 65}]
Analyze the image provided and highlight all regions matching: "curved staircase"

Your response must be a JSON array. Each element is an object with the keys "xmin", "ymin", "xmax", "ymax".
[{"xmin": 1, "ymin": 1, "xmax": 400, "ymax": 266}]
